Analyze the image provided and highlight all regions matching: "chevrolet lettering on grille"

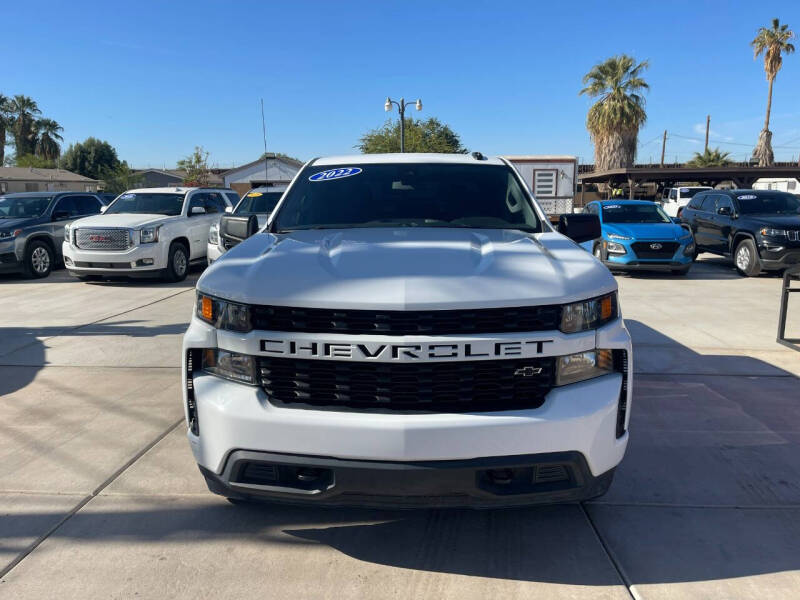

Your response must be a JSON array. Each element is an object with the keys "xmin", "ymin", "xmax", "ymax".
[{"xmin": 259, "ymin": 338, "xmax": 555, "ymax": 362}]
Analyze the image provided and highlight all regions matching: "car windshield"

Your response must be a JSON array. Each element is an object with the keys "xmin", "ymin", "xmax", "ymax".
[
  {"xmin": 735, "ymin": 192, "xmax": 800, "ymax": 215},
  {"xmin": 0, "ymin": 196, "xmax": 52, "ymax": 218},
  {"xmin": 235, "ymin": 192, "xmax": 283, "ymax": 214},
  {"xmin": 273, "ymin": 163, "xmax": 542, "ymax": 232},
  {"xmin": 602, "ymin": 203, "xmax": 671, "ymax": 224},
  {"xmin": 104, "ymin": 192, "xmax": 185, "ymax": 216},
  {"xmin": 679, "ymin": 188, "xmax": 710, "ymax": 198}
]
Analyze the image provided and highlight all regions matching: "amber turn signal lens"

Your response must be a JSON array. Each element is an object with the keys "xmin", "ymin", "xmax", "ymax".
[
  {"xmin": 201, "ymin": 296, "xmax": 213, "ymax": 320},
  {"xmin": 600, "ymin": 296, "xmax": 613, "ymax": 320}
]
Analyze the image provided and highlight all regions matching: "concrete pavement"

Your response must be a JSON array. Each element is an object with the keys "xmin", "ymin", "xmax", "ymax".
[{"xmin": 0, "ymin": 257, "xmax": 798, "ymax": 599}]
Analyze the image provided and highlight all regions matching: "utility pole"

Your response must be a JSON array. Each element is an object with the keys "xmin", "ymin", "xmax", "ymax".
[
  {"xmin": 705, "ymin": 115, "xmax": 710, "ymax": 152},
  {"xmin": 660, "ymin": 130, "xmax": 667, "ymax": 167},
  {"xmin": 261, "ymin": 99, "xmax": 268, "ymax": 186}
]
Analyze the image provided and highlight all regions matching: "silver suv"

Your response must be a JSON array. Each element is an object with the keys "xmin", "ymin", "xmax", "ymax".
[{"xmin": 0, "ymin": 191, "xmax": 105, "ymax": 278}]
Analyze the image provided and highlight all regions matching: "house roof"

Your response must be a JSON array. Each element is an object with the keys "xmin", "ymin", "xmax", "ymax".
[
  {"xmin": 0, "ymin": 167, "xmax": 99, "ymax": 183},
  {"xmin": 134, "ymin": 168, "xmax": 224, "ymax": 185},
  {"xmin": 222, "ymin": 154, "xmax": 305, "ymax": 176}
]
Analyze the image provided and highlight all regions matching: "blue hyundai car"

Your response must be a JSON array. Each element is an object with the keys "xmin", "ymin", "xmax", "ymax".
[{"xmin": 580, "ymin": 200, "xmax": 695, "ymax": 275}]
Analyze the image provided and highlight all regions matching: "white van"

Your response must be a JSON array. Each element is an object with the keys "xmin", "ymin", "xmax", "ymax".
[{"xmin": 661, "ymin": 186, "xmax": 712, "ymax": 217}]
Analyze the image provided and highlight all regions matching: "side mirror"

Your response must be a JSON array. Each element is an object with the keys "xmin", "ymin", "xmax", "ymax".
[
  {"xmin": 52, "ymin": 210, "xmax": 71, "ymax": 221},
  {"xmin": 100, "ymin": 205, "xmax": 108, "ymax": 213},
  {"xmin": 558, "ymin": 213, "xmax": 601, "ymax": 244},
  {"xmin": 191, "ymin": 206, "xmax": 206, "ymax": 215},
  {"xmin": 225, "ymin": 206, "xmax": 233, "ymax": 213},
  {"xmin": 717, "ymin": 206, "xmax": 732, "ymax": 216}
]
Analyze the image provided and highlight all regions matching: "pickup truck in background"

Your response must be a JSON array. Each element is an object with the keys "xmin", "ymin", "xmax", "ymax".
[{"xmin": 661, "ymin": 186, "xmax": 712, "ymax": 218}]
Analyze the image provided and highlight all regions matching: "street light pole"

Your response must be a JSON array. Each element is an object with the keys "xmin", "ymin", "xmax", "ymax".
[{"xmin": 384, "ymin": 97, "xmax": 422, "ymax": 152}]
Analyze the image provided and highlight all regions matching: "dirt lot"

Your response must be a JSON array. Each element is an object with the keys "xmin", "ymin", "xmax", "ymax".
[{"xmin": 1, "ymin": 257, "xmax": 799, "ymax": 599}]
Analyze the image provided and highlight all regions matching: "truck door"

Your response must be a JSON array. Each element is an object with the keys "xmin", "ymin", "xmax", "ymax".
[{"xmin": 709, "ymin": 195, "xmax": 734, "ymax": 254}]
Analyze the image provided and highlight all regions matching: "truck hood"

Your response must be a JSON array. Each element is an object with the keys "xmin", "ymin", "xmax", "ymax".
[
  {"xmin": 0, "ymin": 216, "xmax": 38, "ymax": 231},
  {"xmin": 198, "ymin": 228, "xmax": 617, "ymax": 310},
  {"xmin": 742, "ymin": 214, "xmax": 800, "ymax": 228},
  {"xmin": 71, "ymin": 213, "xmax": 176, "ymax": 229},
  {"xmin": 603, "ymin": 222, "xmax": 688, "ymax": 240}
]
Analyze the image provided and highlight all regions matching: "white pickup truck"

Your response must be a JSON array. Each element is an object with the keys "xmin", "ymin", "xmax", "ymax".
[
  {"xmin": 63, "ymin": 187, "xmax": 236, "ymax": 281},
  {"xmin": 183, "ymin": 154, "xmax": 632, "ymax": 507},
  {"xmin": 661, "ymin": 186, "xmax": 712, "ymax": 217}
]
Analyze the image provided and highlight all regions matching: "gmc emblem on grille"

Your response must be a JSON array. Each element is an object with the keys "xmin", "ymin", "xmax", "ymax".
[
  {"xmin": 514, "ymin": 366, "xmax": 543, "ymax": 377},
  {"xmin": 88, "ymin": 235, "xmax": 111, "ymax": 242},
  {"xmin": 649, "ymin": 243, "xmax": 663, "ymax": 250}
]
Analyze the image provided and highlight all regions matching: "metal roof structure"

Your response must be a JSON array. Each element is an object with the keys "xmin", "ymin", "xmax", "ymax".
[{"xmin": 579, "ymin": 165, "xmax": 800, "ymax": 189}]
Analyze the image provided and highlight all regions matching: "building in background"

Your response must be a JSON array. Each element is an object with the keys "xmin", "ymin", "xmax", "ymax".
[
  {"xmin": 0, "ymin": 167, "xmax": 100, "ymax": 194},
  {"xmin": 222, "ymin": 154, "xmax": 303, "ymax": 197},
  {"xmin": 504, "ymin": 156, "xmax": 577, "ymax": 214},
  {"xmin": 134, "ymin": 169, "xmax": 225, "ymax": 189}
]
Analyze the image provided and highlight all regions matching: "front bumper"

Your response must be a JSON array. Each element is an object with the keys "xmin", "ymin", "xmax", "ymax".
[
  {"xmin": 604, "ymin": 237, "xmax": 693, "ymax": 271},
  {"xmin": 62, "ymin": 241, "xmax": 168, "ymax": 274},
  {"xmin": 758, "ymin": 246, "xmax": 800, "ymax": 271},
  {"xmin": 182, "ymin": 318, "xmax": 632, "ymax": 505},
  {"xmin": 201, "ymin": 450, "xmax": 616, "ymax": 508}
]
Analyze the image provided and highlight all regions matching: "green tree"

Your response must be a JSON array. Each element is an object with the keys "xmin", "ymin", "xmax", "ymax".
[
  {"xmin": 15, "ymin": 153, "xmax": 56, "ymax": 168},
  {"xmin": 0, "ymin": 94, "xmax": 12, "ymax": 166},
  {"xmin": 101, "ymin": 162, "xmax": 142, "ymax": 194},
  {"xmin": 61, "ymin": 137, "xmax": 121, "ymax": 180},
  {"xmin": 357, "ymin": 118, "xmax": 467, "ymax": 154},
  {"xmin": 10, "ymin": 95, "xmax": 41, "ymax": 156},
  {"xmin": 686, "ymin": 147, "xmax": 733, "ymax": 167},
  {"xmin": 177, "ymin": 146, "xmax": 211, "ymax": 186},
  {"xmin": 751, "ymin": 18, "xmax": 795, "ymax": 166},
  {"xmin": 34, "ymin": 118, "xmax": 64, "ymax": 161},
  {"xmin": 579, "ymin": 55, "xmax": 649, "ymax": 171}
]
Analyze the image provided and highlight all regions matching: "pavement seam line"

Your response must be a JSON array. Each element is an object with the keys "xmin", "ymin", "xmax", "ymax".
[
  {"xmin": 578, "ymin": 502, "xmax": 637, "ymax": 600},
  {"xmin": 0, "ymin": 287, "xmax": 193, "ymax": 359},
  {"xmin": 0, "ymin": 418, "xmax": 183, "ymax": 580}
]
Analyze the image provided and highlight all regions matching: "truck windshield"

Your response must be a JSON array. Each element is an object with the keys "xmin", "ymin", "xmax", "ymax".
[
  {"xmin": 236, "ymin": 192, "xmax": 283, "ymax": 215},
  {"xmin": 273, "ymin": 163, "xmax": 541, "ymax": 232},
  {"xmin": 0, "ymin": 196, "xmax": 52, "ymax": 218},
  {"xmin": 602, "ymin": 203, "xmax": 671, "ymax": 224},
  {"xmin": 105, "ymin": 192, "xmax": 185, "ymax": 216},
  {"xmin": 735, "ymin": 192, "xmax": 800, "ymax": 215}
]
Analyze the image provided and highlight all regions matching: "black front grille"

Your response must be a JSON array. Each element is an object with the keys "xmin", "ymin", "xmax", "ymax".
[
  {"xmin": 250, "ymin": 305, "xmax": 562, "ymax": 335},
  {"xmin": 259, "ymin": 356, "xmax": 556, "ymax": 413},
  {"xmin": 631, "ymin": 241, "xmax": 679, "ymax": 259}
]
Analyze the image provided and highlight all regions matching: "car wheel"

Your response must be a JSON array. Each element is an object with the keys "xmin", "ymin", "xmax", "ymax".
[
  {"xmin": 734, "ymin": 239, "xmax": 761, "ymax": 277},
  {"xmin": 163, "ymin": 242, "xmax": 189, "ymax": 282},
  {"xmin": 23, "ymin": 240, "xmax": 54, "ymax": 279}
]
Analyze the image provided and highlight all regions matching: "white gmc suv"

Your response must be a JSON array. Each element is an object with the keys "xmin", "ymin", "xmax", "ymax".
[
  {"xmin": 183, "ymin": 154, "xmax": 633, "ymax": 507},
  {"xmin": 63, "ymin": 187, "xmax": 235, "ymax": 281}
]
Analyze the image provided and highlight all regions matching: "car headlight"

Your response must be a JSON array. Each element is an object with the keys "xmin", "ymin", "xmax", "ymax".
[
  {"xmin": 606, "ymin": 241, "xmax": 627, "ymax": 254},
  {"xmin": 556, "ymin": 349, "xmax": 615, "ymax": 386},
  {"xmin": 201, "ymin": 348, "xmax": 257, "ymax": 385},
  {"xmin": 0, "ymin": 228, "xmax": 22, "ymax": 240},
  {"xmin": 64, "ymin": 223, "xmax": 71, "ymax": 238},
  {"xmin": 140, "ymin": 226, "xmax": 160, "ymax": 244},
  {"xmin": 209, "ymin": 222, "xmax": 219, "ymax": 245},
  {"xmin": 607, "ymin": 233, "xmax": 631, "ymax": 240},
  {"xmin": 760, "ymin": 228, "xmax": 787, "ymax": 237},
  {"xmin": 196, "ymin": 292, "xmax": 252, "ymax": 332},
  {"xmin": 560, "ymin": 292, "xmax": 618, "ymax": 333}
]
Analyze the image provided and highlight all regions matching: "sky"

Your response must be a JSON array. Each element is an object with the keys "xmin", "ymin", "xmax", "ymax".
[{"xmin": 3, "ymin": 0, "xmax": 800, "ymax": 168}]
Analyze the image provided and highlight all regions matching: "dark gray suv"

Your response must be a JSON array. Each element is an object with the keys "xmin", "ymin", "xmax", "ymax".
[{"xmin": 0, "ymin": 191, "xmax": 105, "ymax": 278}]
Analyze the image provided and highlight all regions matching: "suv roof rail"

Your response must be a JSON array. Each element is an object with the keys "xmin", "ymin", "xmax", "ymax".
[{"xmin": 471, "ymin": 152, "xmax": 487, "ymax": 161}]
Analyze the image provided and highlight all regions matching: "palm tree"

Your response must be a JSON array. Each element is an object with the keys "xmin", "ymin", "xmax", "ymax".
[
  {"xmin": 751, "ymin": 18, "xmax": 795, "ymax": 166},
  {"xmin": 0, "ymin": 94, "xmax": 12, "ymax": 166},
  {"xmin": 686, "ymin": 147, "xmax": 732, "ymax": 167},
  {"xmin": 10, "ymin": 95, "xmax": 41, "ymax": 157},
  {"xmin": 35, "ymin": 118, "xmax": 64, "ymax": 161},
  {"xmin": 579, "ymin": 55, "xmax": 649, "ymax": 171}
]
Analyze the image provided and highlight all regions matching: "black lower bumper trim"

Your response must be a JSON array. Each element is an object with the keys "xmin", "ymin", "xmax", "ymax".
[{"xmin": 201, "ymin": 450, "xmax": 615, "ymax": 508}]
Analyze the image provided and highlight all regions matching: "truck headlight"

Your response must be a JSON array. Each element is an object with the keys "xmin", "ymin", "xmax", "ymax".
[
  {"xmin": 201, "ymin": 348, "xmax": 257, "ymax": 384},
  {"xmin": 560, "ymin": 292, "xmax": 618, "ymax": 333},
  {"xmin": 760, "ymin": 228, "xmax": 787, "ymax": 237},
  {"xmin": 556, "ymin": 349, "xmax": 614, "ymax": 386},
  {"xmin": 196, "ymin": 293, "xmax": 252, "ymax": 332},
  {"xmin": 209, "ymin": 222, "xmax": 219, "ymax": 245},
  {"xmin": 140, "ymin": 226, "xmax": 160, "ymax": 244},
  {"xmin": 64, "ymin": 223, "xmax": 71, "ymax": 238}
]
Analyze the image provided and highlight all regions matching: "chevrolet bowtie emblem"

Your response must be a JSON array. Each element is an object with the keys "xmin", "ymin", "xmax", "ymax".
[{"xmin": 514, "ymin": 366, "xmax": 543, "ymax": 377}]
